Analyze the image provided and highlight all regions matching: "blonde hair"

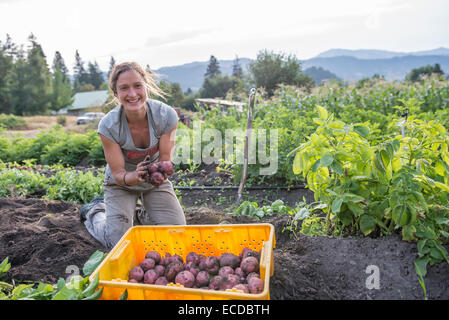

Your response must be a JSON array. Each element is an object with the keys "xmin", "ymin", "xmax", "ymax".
[{"xmin": 109, "ymin": 62, "xmax": 166, "ymax": 105}]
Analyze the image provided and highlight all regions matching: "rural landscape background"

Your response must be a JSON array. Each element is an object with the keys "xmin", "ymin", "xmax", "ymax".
[{"xmin": 1, "ymin": 0, "xmax": 449, "ymax": 301}]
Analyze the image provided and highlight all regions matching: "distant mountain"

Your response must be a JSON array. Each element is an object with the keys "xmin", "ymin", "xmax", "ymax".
[
  {"xmin": 315, "ymin": 47, "xmax": 449, "ymax": 60},
  {"xmin": 301, "ymin": 55, "xmax": 449, "ymax": 81},
  {"xmin": 153, "ymin": 48, "xmax": 449, "ymax": 90},
  {"xmin": 155, "ymin": 58, "xmax": 252, "ymax": 92}
]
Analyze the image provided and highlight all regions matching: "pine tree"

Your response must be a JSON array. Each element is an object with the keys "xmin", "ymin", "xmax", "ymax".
[
  {"xmin": 51, "ymin": 51, "xmax": 73, "ymax": 111},
  {"xmin": 0, "ymin": 35, "xmax": 15, "ymax": 114},
  {"xmin": 24, "ymin": 33, "xmax": 52, "ymax": 114},
  {"xmin": 53, "ymin": 51, "xmax": 69, "ymax": 82},
  {"xmin": 232, "ymin": 55, "xmax": 243, "ymax": 79},
  {"xmin": 73, "ymin": 50, "xmax": 89, "ymax": 92},
  {"xmin": 107, "ymin": 56, "xmax": 116, "ymax": 79},
  {"xmin": 11, "ymin": 45, "xmax": 30, "ymax": 115},
  {"xmin": 204, "ymin": 55, "xmax": 221, "ymax": 79},
  {"xmin": 88, "ymin": 61, "xmax": 104, "ymax": 89}
]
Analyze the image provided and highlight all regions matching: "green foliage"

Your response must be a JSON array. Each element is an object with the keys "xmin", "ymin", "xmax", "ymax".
[
  {"xmin": 0, "ymin": 162, "xmax": 104, "ymax": 204},
  {"xmin": 234, "ymin": 199, "xmax": 293, "ymax": 220},
  {"xmin": 1, "ymin": 125, "xmax": 105, "ymax": 166},
  {"xmin": 0, "ymin": 113, "xmax": 26, "ymax": 129},
  {"xmin": 406, "ymin": 64, "xmax": 445, "ymax": 82},
  {"xmin": 291, "ymin": 104, "xmax": 449, "ymax": 284},
  {"xmin": 200, "ymin": 74, "xmax": 243, "ymax": 99},
  {"xmin": 46, "ymin": 169, "xmax": 104, "ymax": 203},
  {"xmin": 248, "ymin": 50, "xmax": 313, "ymax": 96},
  {"xmin": 204, "ymin": 55, "xmax": 221, "ymax": 79},
  {"xmin": 0, "ymin": 251, "xmax": 107, "ymax": 300}
]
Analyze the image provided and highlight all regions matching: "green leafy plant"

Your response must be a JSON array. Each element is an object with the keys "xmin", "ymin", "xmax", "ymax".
[
  {"xmin": 290, "ymin": 104, "xmax": 449, "ymax": 295},
  {"xmin": 0, "ymin": 250, "xmax": 110, "ymax": 300}
]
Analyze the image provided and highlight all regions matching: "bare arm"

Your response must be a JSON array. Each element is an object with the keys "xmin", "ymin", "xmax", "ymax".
[
  {"xmin": 99, "ymin": 134, "xmax": 147, "ymax": 186},
  {"xmin": 158, "ymin": 123, "xmax": 177, "ymax": 162}
]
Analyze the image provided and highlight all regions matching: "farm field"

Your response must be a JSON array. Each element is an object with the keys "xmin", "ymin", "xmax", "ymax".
[{"xmin": 1, "ymin": 78, "xmax": 449, "ymax": 300}]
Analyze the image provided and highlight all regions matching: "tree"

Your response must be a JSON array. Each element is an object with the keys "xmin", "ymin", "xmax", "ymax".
[
  {"xmin": 204, "ymin": 55, "xmax": 221, "ymax": 79},
  {"xmin": 200, "ymin": 74, "xmax": 242, "ymax": 99},
  {"xmin": 0, "ymin": 36, "xmax": 15, "ymax": 114},
  {"xmin": 73, "ymin": 50, "xmax": 89, "ymax": 92},
  {"xmin": 158, "ymin": 80, "xmax": 184, "ymax": 107},
  {"xmin": 406, "ymin": 64, "xmax": 445, "ymax": 82},
  {"xmin": 248, "ymin": 50, "xmax": 312, "ymax": 96},
  {"xmin": 232, "ymin": 55, "xmax": 243, "ymax": 79},
  {"xmin": 23, "ymin": 33, "xmax": 52, "ymax": 114},
  {"xmin": 107, "ymin": 56, "xmax": 116, "ymax": 79},
  {"xmin": 88, "ymin": 61, "xmax": 104, "ymax": 89},
  {"xmin": 10, "ymin": 45, "xmax": 29, "ymax": 115},
  {"xmin": 52, "ymin": 51, "xmax": 69, "ymax": 81},
  {"xmin": 51, "ymin": 51, "xmax": 73, "ymax": 111}
]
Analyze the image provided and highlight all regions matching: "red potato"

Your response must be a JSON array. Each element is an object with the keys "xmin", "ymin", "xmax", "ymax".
[
  {"xmin": 145, "ymin": 251, "xmax": 161, "ymax": 264},
  {"xmin": 240, "ymin": 256, "xmax": 259, "ymax": 274},
  {"xmin": 240, "ymin": 247, "xmax": 251, "ymax": 259},
  {"xmin": 232, "ymin": 284, "xmax": 249, "ymax": 293},
  {"xmin": 140, "ymin": 258, "xmax": 156, "ymax": 272},
  {"xmin": 158, "ymin": 161, "xmax": 174, "ymax": 176},
  {"xmin": 219, "ymin": 274, "xmax": 240, "ymax": 291},
  {"xmin": 219, "ymin": 252, "xmax": 240, "ymax": 269},
  {"xmin": 148, "ymin": 163, "xmax": 159, "ymax": 174},
  {"xmin": 246, "ymin": 272, "xmax": 260, "ymax": 282},
  {"xmin": 243, "ymin": 250, "xmax": 261, "ymax": 262},
  {"xmin": 175, "ymin": 271, "xmax": 195, "ymax": 288},
  {"xmin": 218, "ymin": 266, "xmax": 234, "ymax": 278},
  {"xmin": 155, "ymin": 276, "xmax": 169, "ymax": 286},
  {"xmin": 165, "ymin": 261, "xmax": 184, "ymax": 282},
  {"xmin": 208, "ymin": 275, "xmax": 223, "ymax": 290},
  {"xmin": 248, "ymin": 277, "xmax": 264, "ymax": 294},
  {"xmin": 150, "ymin": 171, "xmax": 165, "ymax": 186},
  {"xmin": 154, "ymin": 265, "xmax": 165, "ymax": 277},
  {"xmin": 184, "ymin": 261, "xmax": 194, "ymax": 270},
  {"xmin": 234, "ymin": 267, "xmax": 245, "ymax": 278},
  {"xmin": 171, "ymin": 254, "xmax": 183, "ymax": 264},
  {"xmin": 128, "ymin": 279, "xmax": 138, "ymax": 283},
  {"xmin": 198, "ymin": 254, "xmax": 207, "ymax": 263},
  {"xmin": 129, "ymin": 266, "xmax": 144, "ymax": 282},
  {"xmin": 198, "ymin": 260, "xmax": 207, "ymax": 271},
  {"xmin": 190, "ymin": 266, "xmax": 200, "ymax": 278},
  {"xmin": 143, "ymin": 269, "xmax": 158, "ymax": 284},
  {"xmin": 205, "ymin": 256, "xmax": 219, "ymax": 275},
  {"xmin": 186, "ymin": 252, "xmax": 199, "ymax": 265},
  {"xmin": 195, "ymin": 271, "xmax": 210, "ymax": 288}
]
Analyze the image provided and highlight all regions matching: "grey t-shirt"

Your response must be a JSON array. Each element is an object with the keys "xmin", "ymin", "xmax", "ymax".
[{"xmin": 97, "ymin": 99, "xmax": 179, "ymax": 191}]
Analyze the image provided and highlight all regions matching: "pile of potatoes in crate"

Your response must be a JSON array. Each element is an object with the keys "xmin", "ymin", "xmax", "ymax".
[{"xmin": 128, "ymin": 248, "xmax": 264, "ymax": 294}]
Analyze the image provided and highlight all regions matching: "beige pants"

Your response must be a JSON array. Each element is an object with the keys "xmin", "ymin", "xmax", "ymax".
[{"xmin": 84, "ymin": 179, "xmax": 185, "ymax": 249}]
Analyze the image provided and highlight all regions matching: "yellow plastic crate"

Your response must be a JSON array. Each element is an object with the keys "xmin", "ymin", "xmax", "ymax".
[{"xmin": 89, "ymin": 223, "xmax": 276, "ymax": 300}]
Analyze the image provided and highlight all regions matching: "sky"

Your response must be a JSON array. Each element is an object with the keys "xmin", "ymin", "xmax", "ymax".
[{"xmin": 0, "ymin": 0, "xmax": 448, "ymax": 73}]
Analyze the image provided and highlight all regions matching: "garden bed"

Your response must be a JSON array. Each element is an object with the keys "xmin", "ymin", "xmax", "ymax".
[{"xmin": 1, "ymin": 196, "xmax": 448, "ymax": 300}]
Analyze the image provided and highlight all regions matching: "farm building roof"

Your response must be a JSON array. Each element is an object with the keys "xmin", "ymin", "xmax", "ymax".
[
  {"xmin": 194, "ymin": 98, "xmax": 246, "ymax": 107},
  {"xmin": 68, "ymin": 90, "xmax": 109, "ymax": 111}
]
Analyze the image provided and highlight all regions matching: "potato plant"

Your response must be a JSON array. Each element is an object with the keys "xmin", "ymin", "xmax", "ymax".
[{"xmin": 290, "ymin": 104, "xmax": 449, "ymax": 280}]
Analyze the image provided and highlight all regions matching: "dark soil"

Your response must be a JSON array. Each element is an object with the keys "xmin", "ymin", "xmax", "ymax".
[{"xmin": 1, "ymin": 196, "xmax": 449, "ymax": 299}]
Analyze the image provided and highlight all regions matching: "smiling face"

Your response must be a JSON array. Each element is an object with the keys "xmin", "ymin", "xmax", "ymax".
[{"xmin": 114, "ymin": 69, "xmax": 148, "ymax": 112}]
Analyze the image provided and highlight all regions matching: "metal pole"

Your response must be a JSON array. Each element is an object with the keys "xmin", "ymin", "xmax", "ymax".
[{"xmin": 236, "ymin": 88, "xmax": 256, "ymax": 204}]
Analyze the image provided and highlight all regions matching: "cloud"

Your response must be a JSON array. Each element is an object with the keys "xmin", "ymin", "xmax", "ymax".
[{"xmin": 145, "ymin": 28, "xmax": 218, "ymax": 48}]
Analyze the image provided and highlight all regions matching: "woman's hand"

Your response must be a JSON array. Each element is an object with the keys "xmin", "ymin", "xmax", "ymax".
[{"xmin": 135, "ymin": 159, "xmax": 150, "ymax": 183}]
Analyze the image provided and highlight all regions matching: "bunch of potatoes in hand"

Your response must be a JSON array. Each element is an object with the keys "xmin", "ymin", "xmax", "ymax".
[
  {"xmin": 142, "ymin": 155, "xmax": 174, "ymax": 186},
  {"xmin": 128, "ymin": 247, "xmax": 265, "ymax": 294}
]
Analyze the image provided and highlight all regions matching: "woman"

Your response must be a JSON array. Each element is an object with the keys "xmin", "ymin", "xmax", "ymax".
[{"xmin": 81, "ymin": 62, "xmax": 186, "ymax": 249}]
